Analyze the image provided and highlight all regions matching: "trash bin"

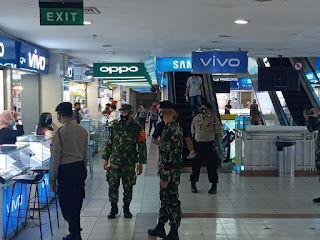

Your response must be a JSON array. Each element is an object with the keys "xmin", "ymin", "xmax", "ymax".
[{"xmin": 276, "ymin": 140, "xmax": 296, "ymax": 178}]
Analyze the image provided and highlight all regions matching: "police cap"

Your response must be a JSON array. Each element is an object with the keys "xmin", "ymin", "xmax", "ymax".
[
  {"xmin": 159, "ymin": 101, "xmax": 175, "ymax": 109},
  {"xmin": 119, "ymin": 104, "xmax": 134, "ymax": 112}
]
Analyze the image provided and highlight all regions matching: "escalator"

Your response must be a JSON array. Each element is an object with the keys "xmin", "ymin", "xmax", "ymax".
[{"xmin": 267, "ymin": 58, "xmax": 317, "ymax": 126}]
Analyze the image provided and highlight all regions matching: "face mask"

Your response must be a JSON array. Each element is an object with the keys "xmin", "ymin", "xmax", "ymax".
[
  {"xmin": 121, "ymin": 115, "xmax": 129, "ymax": 122},
  {"xmin": 9, "ymin": 120, "xmax": 15, "ymax": 126},
  {"xmin": 46, "ymin": 119, "xmax": 53, "ymax": 125},
  {"xmin": 201, "ymin": 108, "xmax": 208, "ymax": 114},
  {"xmin": 76, "ymin": 108, "xmax": 81, "ymax": 111}
]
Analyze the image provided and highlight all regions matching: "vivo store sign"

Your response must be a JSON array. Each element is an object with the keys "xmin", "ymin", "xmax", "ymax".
[
  {"xmin": 0, "ymin": 35, "xmax": 18, "ymax": 68},
  {"xmin": 192, "ymin": 52, "xmax": 248, "ymax": 73},
  {"xmin": 93, "ymin": 63, "xmax": 146, "ymax": 78}
]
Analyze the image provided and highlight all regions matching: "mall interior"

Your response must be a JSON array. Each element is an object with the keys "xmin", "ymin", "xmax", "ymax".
[{"xmin": 2, "ymin": 0, "xmax": 320, "ymax": 240}]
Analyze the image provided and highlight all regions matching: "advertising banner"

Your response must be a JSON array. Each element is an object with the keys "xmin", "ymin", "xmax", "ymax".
[
  {"xmin": 0, "ymin": 35, "xmax": 18, "ymax": 68},
  {"xmin": 192, "ymin": 52, "xmax": 248, "ymax": 73},
  {"xmin": 156, "ymin": 57, "xmax": 192, "ymax": 72},
  {"xmin": 93, "ymin": 63, "xmax": 147, "ymax": 78}
]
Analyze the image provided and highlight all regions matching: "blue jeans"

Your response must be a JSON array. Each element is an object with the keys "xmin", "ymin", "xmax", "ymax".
[{"xmin": 190, "ymin": 95, "xmax": 202, "ymax": 112}]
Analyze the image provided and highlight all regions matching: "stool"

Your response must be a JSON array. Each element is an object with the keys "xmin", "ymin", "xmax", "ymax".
[
  {"xmin": 31, "ymin": 166, "xmax": 59, "ymax": 228},
  {"xmin": 4, "ymin": 172, "xmax": 53, "ymax": 240}
]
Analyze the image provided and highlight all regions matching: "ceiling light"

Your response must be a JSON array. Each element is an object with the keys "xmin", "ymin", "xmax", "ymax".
[
  {"xmin": 102, "ymin": 44, "xmax": 112, "ymax": 48},
  {"xmin": 218, "ymin": 34, "xmax": 232, "ymax": 38},
  {"xmin": 83, "ymin": 21, "xmax": 92, "ymax": 25},
  {"xmin": 234, "ymin": 19, "xmax": 249, "ymax": 25}
]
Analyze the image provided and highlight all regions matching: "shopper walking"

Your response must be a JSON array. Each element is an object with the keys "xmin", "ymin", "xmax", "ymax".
[
  {"xmin": 148, "ymin": 101, "xmax": 183, "ymax": 240},
  {"xmin": 136, "ymin": 101, "xmax": 148, "ymax": 130},
  {"xmin": 190, "ymin": 102, "xmax": 222, "ymax": 194},
  {"xmin": 250, "ymin": 99, "xmax": 260, "ymax": 125},
  {"xmin": 148, "ymin": 102, "xmax": 159, "ymax": 136},
  {"xmin": 73, "ymin": 102, "xmax": 83, "ymax": 124},
  {"xmin": 0, "ymin": 110, "xmax": 24, "ymax": 144},
  {"xmin": 49, "ymin": 102, "xmax": 88, "ymax": 240},
  {"xmin": 103, "ymin": 104, "xmax": 147, "ymax": 219},
  {"xmin": 36, "ymin": 112, "xmax": 58, "ymax": 138},
  {"xmin": 304, "ymin": 108, "xmax": 320, "ymax": 203},
  {"xmin": 185, "ymin": 74, "xmax": 204, "ymax": 117}
]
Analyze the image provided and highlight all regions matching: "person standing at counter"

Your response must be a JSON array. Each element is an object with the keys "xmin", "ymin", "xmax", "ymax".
[
  {"xmin": 73, "ymin": 102, "xmax": 83, "ymax": 124},
  {"xmin": 36, "ymin": 112, "xmax": 58, "ymax": 138},
  {"xmin": 250, "ymin": 99, "xmax": 260, "ymax": 125},
  {"xmin": 0, "ymin": 110, "xmax": 24, "ymax": 144},
  {"xmin": 50, "ymin": 102, "xmax": 88, "ymax": 240},
  {"xmin": 225, "ymin": 100, "xmax": 232, "ymax": 114}
]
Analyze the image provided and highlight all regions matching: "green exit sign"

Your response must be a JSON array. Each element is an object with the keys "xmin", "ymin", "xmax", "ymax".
[{"xmin": 40, "ymin": 8, "xmax": 83, "ymax": 25}]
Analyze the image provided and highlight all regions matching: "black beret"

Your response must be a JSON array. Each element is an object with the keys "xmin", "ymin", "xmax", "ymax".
[{"xmin": 159, "ymin": 101, "xmax": 175, "ymax": 109}]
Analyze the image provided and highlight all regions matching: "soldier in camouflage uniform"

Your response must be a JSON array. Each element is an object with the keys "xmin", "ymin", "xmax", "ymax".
[
  {"xmin": 304, "ymin": 108, "xmax": 320, "ymax": 203},
  {"xmin": 148, "ymin": 101, "xmax": 183, "ymax": 240},
  {"xmin": 102, "ymin": 104, "xmax": 147, "ymax": 218}
]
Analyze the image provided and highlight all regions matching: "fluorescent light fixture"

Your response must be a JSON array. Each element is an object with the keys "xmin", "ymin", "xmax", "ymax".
[
  {"xmin": 234, "ymin": 19, "xmax": 249, "ymax": 24},
  {"xmin": 83, "ymin": 21, "xmax": 92, "ymax": 25},
  {"xmin": 99, "ymin": 76, "xmax": 146, "ymax": 79}
]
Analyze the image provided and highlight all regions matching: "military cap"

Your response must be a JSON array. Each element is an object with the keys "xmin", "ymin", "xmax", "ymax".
[
  {"xmin": 159, "ymin": 101, "xmax": 175, "ymax": 109},
  {"xmin": 119, "ymin": 104, "xmax": 134, "ymax": 112}
]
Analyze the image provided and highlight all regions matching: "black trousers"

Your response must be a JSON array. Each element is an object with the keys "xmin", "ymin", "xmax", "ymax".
[
  {"xmin": 190, "ymin": 141, "xmax": 219, "ymax": 184},
  {"xmin": 58, "ymin": 161, "xmax": 87, "ymax": 235}
]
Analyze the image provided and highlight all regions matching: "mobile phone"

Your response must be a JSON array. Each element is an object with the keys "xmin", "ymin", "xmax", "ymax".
[{"xmin": 306, "ymin": 109, "xmax": 314, "ymax": 115}]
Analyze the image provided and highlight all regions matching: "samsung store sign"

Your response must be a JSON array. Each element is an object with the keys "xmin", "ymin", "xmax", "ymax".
[
  {"xmin": 18, "ymin": 42, "xmax": 50, "ymax": 74},
  {"xmin": 156, "ymin": 58, "xmax": 192, "ymax": 72},
  {"xmin": 192, "ymin": 52, "xmax": 248, "ymax": 73},
  {"xmin": 0, "ymin": 35, "xmax": 18, "ymax": 68}
]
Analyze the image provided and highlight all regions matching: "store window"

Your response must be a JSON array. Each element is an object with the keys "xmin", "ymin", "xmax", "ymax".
[{"xmin": 69, "ymin": 82, "xmax": 87, "ymax": 107}]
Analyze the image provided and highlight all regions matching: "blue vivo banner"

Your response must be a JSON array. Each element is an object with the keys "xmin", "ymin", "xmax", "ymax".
[
  {"xmin": 38, "ymin": 173, "xmax": 54, "ymax": 205},
  {"xmin": 18, "ymin": 42, "xmax": 50, "ymax": 74},
  {"xmin": 156, "ymin": 58, "xmax": 192, "ymax": 72},
  {"xmin": 192, "ymin": 52, "xmax": 248, "ymax": 73},
  {"xmin": 0, "ymin": 35, "xmax": 18, "ymax": 68},
  {"xmin": 238, "ymin": 78, "xmax": 252, "ymax": 90},
  {"xmin": 3, "ymin": 183, "xmax": 27, "ymax": 237}
]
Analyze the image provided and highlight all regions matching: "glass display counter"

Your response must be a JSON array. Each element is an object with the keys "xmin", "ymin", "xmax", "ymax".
[
  {"xmin": 0, "ymin": 144, "xmax": 30, "ymax": 184},
  {"xmin": 17, "ymin": 135, "xmax": 51, "ymax": 166}
]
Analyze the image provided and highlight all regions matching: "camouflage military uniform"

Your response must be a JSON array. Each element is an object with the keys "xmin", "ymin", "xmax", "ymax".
[
  {"xmin": 102, "ymin": 120, "xmax": 147, "ymax": 203},
  {"xmin": 307, "ymin": 117, "xmax": 320, "ymax": 175},
  {"xmin": 158, "ymin": 118, "xmax": 183, "ymax": 227}
]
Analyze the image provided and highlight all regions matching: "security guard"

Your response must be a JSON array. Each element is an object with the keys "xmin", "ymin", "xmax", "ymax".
[
  {"xmin": 190, "ymin": 102, "xmax": 222, "ymax": 194},
  {"xmin": 50, "ymin": 102, "xmax": 88, "ymax": 240},
  {"xmin": 102, "ymin": 104, "xmax": 147, "ymax": 219},
  {"xmin": 148, "ymin": 101, "xmax": 183, "ymax": 240}
]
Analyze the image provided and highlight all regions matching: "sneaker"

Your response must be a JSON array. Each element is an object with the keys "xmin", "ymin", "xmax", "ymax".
[
  {"xmin": 208, "ymin": 183, "xmax": 217, "ymax": 194},
  {"xmin": 191, "ymin": 182, "xmax": 198, "ymax": 193},
  {"xmin": 313, "ymin": 197, "xmax": 320, "ymax": 203}
]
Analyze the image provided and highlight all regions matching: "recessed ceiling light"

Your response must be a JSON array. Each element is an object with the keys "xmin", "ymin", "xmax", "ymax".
[
  {"xmin": 218, "ymin": 34, "xmax": 232, "ymax": 38},
  {"xmin": 102, "ymin": 44, "xmax": 113, "ymax": 48},
  {"xmin": 234, "ymin": 19, "xmax": 249, "ymax": 24},
  {"xmin": 83, "ymin": 21, "xmax": 92, "ymax": 25}
]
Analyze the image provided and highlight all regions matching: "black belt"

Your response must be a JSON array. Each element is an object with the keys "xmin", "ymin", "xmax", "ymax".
[{"xmin": 59, "ymin": 161, "xmax": 84, "ymax": 170}]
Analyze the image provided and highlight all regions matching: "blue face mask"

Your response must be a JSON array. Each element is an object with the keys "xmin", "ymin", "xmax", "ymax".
[{"xmin": 9, "ymin": 120, "xmax": 15, "ymax": 126}]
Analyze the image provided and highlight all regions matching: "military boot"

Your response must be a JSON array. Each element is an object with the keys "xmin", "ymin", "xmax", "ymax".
[
  {"xmin": 191, "ymin": 182, "xmax": 198, "ymax": 193},
  {"xmin": 208, "ymin": 183, "xmax": 217, "ymax": 194},
  {"xmin": 108, "ymin": 202, "xmax": 118, "ymax": 219},
  {"xmin": 163, "ymin": 225, "xmax": 179, "ymax": 240},
  {"xmin": 148, "ymin": 220, "xmax": 166, "ymax": 238},
  {"xmin": 123, "ymin": 202, "xmax": 132, "ymax": 218}
]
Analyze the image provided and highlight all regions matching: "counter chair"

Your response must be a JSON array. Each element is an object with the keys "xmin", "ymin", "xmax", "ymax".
[
  {"xmin": 4, "ymin": 172, "xmax": 53, "ymax": 240},
  {"xmin": 31, "ymin": 166, "xmax": 59, "ymax": 228}
]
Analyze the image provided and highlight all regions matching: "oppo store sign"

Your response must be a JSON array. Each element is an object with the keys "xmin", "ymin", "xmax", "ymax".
[{"xmin": 93, "ymin": 63, "xmax": 146, "ymax": 78}]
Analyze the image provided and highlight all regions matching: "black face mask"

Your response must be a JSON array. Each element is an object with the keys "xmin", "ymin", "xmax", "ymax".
[
  {"xmin": 76, "ymin": 108, "xmax": 81, "ymax": 111},
  {"xmin": 46, "ymin": 119, "xmax": 53, "ymax": 125},
  {"xmin": 121, "ymin": 115, "xmax": 129, "ymax": 122},
  {"xmin": 201, "ymin": 108, "xmax": 208, "ymax": 114}
]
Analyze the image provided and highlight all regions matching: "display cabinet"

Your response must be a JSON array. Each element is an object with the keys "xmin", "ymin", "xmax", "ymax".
[
  {"xmin": 0, "ymin": 144, "xmax": 30, "ymax": 184},
  {"xmin": 17, "ymin": 135, "xmax": 51, "ymax": 166}
]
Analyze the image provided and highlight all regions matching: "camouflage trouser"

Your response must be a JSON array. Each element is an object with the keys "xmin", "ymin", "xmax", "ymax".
[
  {"xmin": 106, "ymin": 163, "xmax": 136, "ymax": 203},
  {"xmin": 158, "ymin": 173, "xmax": 181, "ymax": 227}
]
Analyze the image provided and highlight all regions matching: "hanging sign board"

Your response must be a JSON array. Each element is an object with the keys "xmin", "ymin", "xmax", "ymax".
[
  {"xmin": 156, "ymin": 58, "xmax": 192, "ymax": 72},
  {"xmin": 0, "ymin": 35, "xmax": 18, "ymax": 68}
]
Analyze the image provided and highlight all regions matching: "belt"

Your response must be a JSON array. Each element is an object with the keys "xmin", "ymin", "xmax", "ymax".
[{"xmin": 59, "ymin": 161, "xmax": 84, "ymax": 170}]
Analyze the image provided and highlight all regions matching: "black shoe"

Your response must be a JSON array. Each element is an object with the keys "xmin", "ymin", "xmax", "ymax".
[
  {"xmin": 313, "ymin": 197, "xmax": 320, "ymax": 203},
  {"xmin": 208, "ymin": 183, "xmax": 217, "ymax": 194},
  {"xmin": 148, "ymin": 221, "xmax": 166, "ymax": 238},
  {"xmin": 163, "ymin": 226, "xmax": 179, "ymax": 240},
  {"xmin": 63, "ymin": 234, "xmax": 82, "ymax": 240},
  {"xmin": 123, "ymin": 202, "xmax": 132, "ymax": 218},
  {"xmin": 191, "ymin": 182, "xmax": 198, "ymax": 193},
  {"xmin": 108, "ymin": 202, "xmax": 118, "ymax": 219}
]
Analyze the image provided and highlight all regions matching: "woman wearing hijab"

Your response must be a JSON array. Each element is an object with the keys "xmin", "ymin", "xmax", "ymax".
[
  {"xmin": 136, "ymin": 101, "xmax": 148, "ymax": 130},
  {"xmin": 36, "ymin": 112, "xmax": 58, "ymax": 138},
  {"xmin": 148, "ymin": 102, "xmax": 159, "ymax": 136},
  {"xmin": 0, "ymin": 110, "xmax": 24, "ymax": 144}
]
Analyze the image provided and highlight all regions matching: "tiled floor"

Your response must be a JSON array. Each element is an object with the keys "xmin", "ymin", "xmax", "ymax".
[{"xmin": 10, "ymin": 137, "xmax": 320, "ymax": 240}]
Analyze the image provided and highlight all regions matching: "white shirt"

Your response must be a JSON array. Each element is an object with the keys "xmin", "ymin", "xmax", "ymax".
[{"xmin": 108, "ymin": 111, "xmax": 120, "ymax": 125}]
